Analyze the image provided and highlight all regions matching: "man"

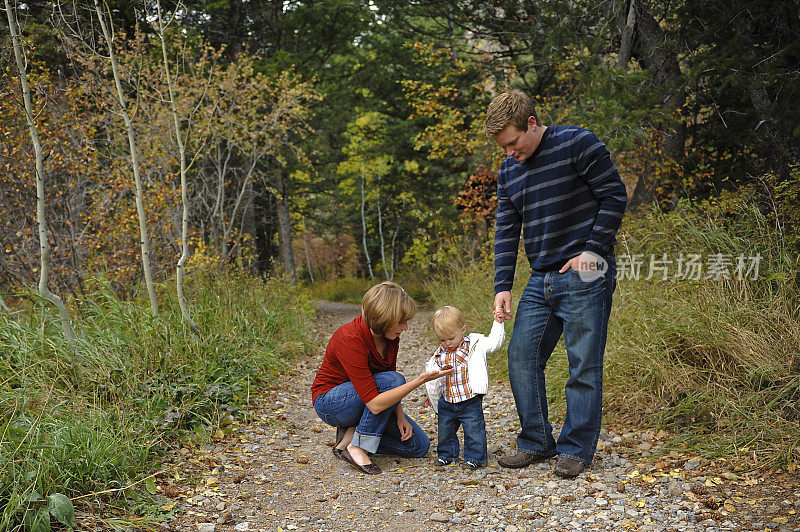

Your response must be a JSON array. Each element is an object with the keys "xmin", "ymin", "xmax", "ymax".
[{"xmin": 485, "ymin": 91, "xmax": 628, "ymax": 478}]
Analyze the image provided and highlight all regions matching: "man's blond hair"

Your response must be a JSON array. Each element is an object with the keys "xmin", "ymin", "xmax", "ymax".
[
  {"xmin": 362, "ymin": 281, "xmax": 417, "ymax": 335},
  {"xmin": 432, "ymin": 306, "xmax": 466, "ymax": 336},
  {"xmin": 484, "ymin": 90, "xmax": 540, "ymax": 138}
]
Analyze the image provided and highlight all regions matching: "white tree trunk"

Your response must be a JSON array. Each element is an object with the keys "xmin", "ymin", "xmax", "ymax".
[
  {"xmin": 94, "ymin": 0, "xmax": 159, "ymax": 315},
  {"xmin": 5, "ymin": 0, "xmax": 78, "ymax": 349},
  {"xmin": 273, "ymin": 166, "xmax": 297, "ymax": 284},
  {"xmin": 390, "ymin": 224, "xmax": 398, "ymax": 281},
  {"xmin": 376, "ymin": 188, "xmax": 389, "ymax": 280},
  {"xmin": 302, "ymin": 217, "xmax": 314, "ymax": 284},
  {"xmin": 360, "ymin": 162, "xmax": 373, "ymax": 280},
  {"xmin": 156, "ymin": 0, "xmax": 199, "ymax": 333}
]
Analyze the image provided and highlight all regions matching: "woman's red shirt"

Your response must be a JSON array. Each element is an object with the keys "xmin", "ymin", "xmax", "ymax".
[{"xmin": 311, "ymin": 315, "xmax": 398, "ymax": 404}]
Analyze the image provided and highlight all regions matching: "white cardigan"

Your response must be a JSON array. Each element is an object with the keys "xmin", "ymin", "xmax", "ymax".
[{"xmin": 424, "ymin": 320, "xmax": 505, "ymax": 413}]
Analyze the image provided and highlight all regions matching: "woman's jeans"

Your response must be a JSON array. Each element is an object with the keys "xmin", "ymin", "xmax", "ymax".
[
  {"xmin": 313, "ymin": 371, "xmax": 430, "ymax": 457},
  {"xmin": 507, "ymin": 258, "xmax": 616, "ymax": 465},
  {"xmin": 437, "ymin": 394, "xmax": 487, "ymax": 465}
]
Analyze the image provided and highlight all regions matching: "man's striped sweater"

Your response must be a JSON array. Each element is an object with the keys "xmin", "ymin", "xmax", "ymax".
[{"xmin": 494, "ymin": 125, "xmax": 628, "ymax": 293}]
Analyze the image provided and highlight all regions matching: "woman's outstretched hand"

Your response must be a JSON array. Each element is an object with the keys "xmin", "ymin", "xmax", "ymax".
[{"xmin": 417, "ymin": 368, "xmax": 454, "ymax": 384}]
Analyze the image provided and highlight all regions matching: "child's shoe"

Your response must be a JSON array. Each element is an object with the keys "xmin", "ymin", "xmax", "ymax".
[
  {"xmin": 464, "ymin": 461, "xmax": 482, "ymax": 470},
  {"xmin": 437, "ymin": 458, "xmax": 453, "ymax": 466}
]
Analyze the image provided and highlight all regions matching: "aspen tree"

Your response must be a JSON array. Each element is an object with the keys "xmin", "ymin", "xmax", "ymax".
[
  {"xmin": 4, "ymin": 0, "xmax": 78, "ymax": 348},
  {"xmin": 360, "ymin": 162, "xmax": 374, "ymax": 280},
  {"xmin": 155, "ymin": 0, "xmax": 200, "ymax": 333},
  {"xmin": 93, "ymin": 0, "xmax": 159, "ymax": 314},
  {"xmin": 301, "ymin": 217, "xmax": 314, "ymax": 284},
  {"xmin": 376, "ymin": 187, "xmax": 389, "ymax": 280}
]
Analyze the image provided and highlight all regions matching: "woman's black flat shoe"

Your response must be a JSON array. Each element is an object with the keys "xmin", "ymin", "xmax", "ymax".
[
  {"xmin": 339, "ymin": 449, "xmax": 381, "ymax": 475},
  {"xmin": 332, "ymin": 427, "xmax": 346, "ymax": 458}
]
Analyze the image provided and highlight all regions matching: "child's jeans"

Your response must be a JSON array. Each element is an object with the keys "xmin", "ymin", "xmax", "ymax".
[{"xmin": 437, "ymin": 394, "xmax": 487, "ymax": 466}]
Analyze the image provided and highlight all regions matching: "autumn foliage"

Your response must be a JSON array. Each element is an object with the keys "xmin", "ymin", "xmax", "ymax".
[
  {"xmin": 0, "ymin": 67, "xmax": 101, "ymax": 295},
  {"xmin": 1, "ymin": 29, "xmax": 319, "ymax": 297}
]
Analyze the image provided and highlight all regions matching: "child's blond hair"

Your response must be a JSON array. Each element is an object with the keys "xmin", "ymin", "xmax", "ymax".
[
  {"xmin": 362, "ymin": 281, "xmax": 417, "ymax": 335},
  {"xmin": 432, "ymin": 306, "xmax": 466, "ymax": 336}
]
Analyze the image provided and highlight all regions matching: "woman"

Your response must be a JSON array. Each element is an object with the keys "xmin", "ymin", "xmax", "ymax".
[{"xmin": 311, "ymin": 281, "xmax": 452, "ymax": 474}]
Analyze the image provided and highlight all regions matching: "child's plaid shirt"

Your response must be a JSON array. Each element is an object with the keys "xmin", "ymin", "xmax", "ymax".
[{"xmin": 434, "ymin": 337, "xmax": 474, "ymax": 403}]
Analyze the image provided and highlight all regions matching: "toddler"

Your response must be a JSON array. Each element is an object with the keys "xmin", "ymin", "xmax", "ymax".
[{"xmin": 424, "ymin": 306, "xmax": 505, "ymax": 469}]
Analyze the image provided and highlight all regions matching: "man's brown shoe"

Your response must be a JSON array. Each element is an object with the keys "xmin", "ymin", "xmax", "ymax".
[
  {"xmin": 497, "ymin": 451, "xmax": 556, "ymax": 469},
  {"xmin": 553, "ymin": 456, "xmax": 586, "ymax": 478}
]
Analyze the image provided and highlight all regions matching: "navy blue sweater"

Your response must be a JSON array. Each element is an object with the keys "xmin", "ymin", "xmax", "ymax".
[{"xmin": 494, "ymin": 126, "xmax": 628, "ymax": 293}]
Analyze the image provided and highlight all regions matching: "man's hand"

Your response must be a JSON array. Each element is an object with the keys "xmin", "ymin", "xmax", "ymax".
[
  {"xmin": 559, "ymin": 251, "xmax": 597, "ymax": 274},
  {"xmin": 494, "ymin": 291, "xmax": 513, "ymax": 322}
]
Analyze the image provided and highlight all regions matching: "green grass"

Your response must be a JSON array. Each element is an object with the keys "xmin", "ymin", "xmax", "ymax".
[
  {"xmin": 306, "ymin": 276, "xmax": 372, "ymax": 304},
  {"xmin": 306, "ymin": 275, "xmax": 433, "ymax": 307},
  {"xmin": 0, "ymin": 271, "xmax": 313, "ymax": 530},
  {"xmin": 426, "ymin": 199, "xmax": 800, "ymax": 468}
]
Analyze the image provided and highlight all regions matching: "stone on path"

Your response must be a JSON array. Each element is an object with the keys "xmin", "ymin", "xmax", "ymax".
[{"xmin": 429, "ymin": 512, "xmax": 450, "ymax": 522}]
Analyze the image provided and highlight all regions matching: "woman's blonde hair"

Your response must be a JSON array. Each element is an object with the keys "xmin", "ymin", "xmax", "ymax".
[
  {"xmin": 484, "ymin": 90, "xmax": 541, "ymax": 138},
  {"xmin": 362, "ymin": 281, "xmax": 417, "ymax": 335},
  {"xmin": 432, "ymin": 306, "xmax": 466, "ymax": 336}
]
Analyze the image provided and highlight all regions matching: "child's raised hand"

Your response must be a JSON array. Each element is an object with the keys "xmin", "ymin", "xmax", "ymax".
[
  {"xmin": 492, "ymin": 292, "xmax": 512, "ymax": 323},
  {"xmin": 494, "ymin": 291, "xmax": 513, "ymax": 322}
]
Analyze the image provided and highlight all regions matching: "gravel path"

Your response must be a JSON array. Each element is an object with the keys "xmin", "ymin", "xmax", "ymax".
[{"xmin": 163, "ymin": 302, "xmax": 800, "ymax": 532}]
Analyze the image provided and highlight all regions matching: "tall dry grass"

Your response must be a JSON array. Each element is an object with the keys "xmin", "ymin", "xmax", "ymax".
[{"xmin": 426, "ymin": 200, "xmax": 800, "ymax": 467}]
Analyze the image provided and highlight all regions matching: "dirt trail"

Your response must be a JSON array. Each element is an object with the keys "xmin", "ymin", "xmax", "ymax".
[{"xmin": 162, "ymin": 301, "xmax": 800, "ymax": 532}]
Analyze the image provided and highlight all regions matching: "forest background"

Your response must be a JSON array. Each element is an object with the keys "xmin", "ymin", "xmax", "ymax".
[{"xmin": 2, "ymin": 0, "xmax": 800, "ymax": 529}]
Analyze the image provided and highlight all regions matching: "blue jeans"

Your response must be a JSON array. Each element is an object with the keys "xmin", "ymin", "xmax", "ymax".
[
  {"xmin": 437, "ymin": 394, "xmax": 487, "ymax": 465},
  {"xmin": 507, "ymin": 257, "xmax": 616, "ymax": 465},
  {"xmin": 313, "ymin": 371, "xmax": 430, "ymax": 457}
]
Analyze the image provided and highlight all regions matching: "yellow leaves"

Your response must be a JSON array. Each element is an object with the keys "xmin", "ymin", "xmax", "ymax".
[{"xmin": 403, "ymin": 159, "xmax": 421, "ymax": 175}]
